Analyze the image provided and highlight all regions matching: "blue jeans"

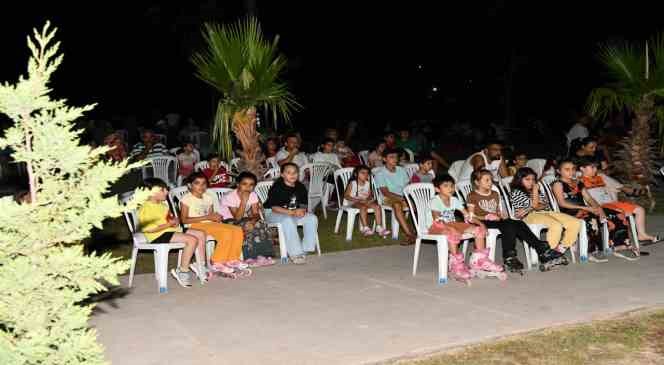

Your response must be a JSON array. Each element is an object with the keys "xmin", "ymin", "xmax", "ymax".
[{"xmin": 265, "ymin": 210, "xmax": 318, "ymax": 257}]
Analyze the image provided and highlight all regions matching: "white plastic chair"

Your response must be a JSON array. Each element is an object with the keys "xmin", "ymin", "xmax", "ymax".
[
  {"xmin": 404, "ymin": 163, "xmax": 419, "ymax": 179},
  {"xmin": 301, "ymin": 163, "xmax": 333, "ymax": 219},
  {"xmin": 254, "ymin": 180, "xmax": 320, "ymax": 263},
  {"xmin": 358, "ymin": 150, "xmax": 369, "ymax": 165},
  {"xmin": 265, "ymin": 157, "xmax": 279, "ymax": 170},
  {"xmin": 447, "ymin": 160, "xmax": 465, "ymax": 181},
  {"xmin": 526, "ymin": 159, "xmax": 547, "ymax": 178},
  {"xmin": 540, "ymin": 174, "xmax": 556, "ymax": 185},
  {"xmin": 195, "ymin": 161, "xmax": 209, "ymax": 172},
  {"xmin": 230, "ymin": 158, "xmax": 241, "ymax": 173},
  {"xmin": 208, "ymin": 187, "xmax": 233, "ymax": 213},
  {"xmin": 120, "ymin": 194, "xmax": 184, "ymax": 293},
  {"xmin": 403, "ymin": 183, "xmax": 450, "ymax": 285},
  {"xmin": 167, "ymin": 186, "xmax": 218, "ymax": 268},
  {"xmin": 371, "ymin": 167, "xmax": 409, "ymax": 240},
  {"xmin": 333, "ymin": 167, "xmax": 377, "ymax": 241},
  {"xmin": 403, "ymin": 148, "xmax": 415, "ymax": 162},
  {"xmin": 143, "ymin": 156, "xmax": 178, "ymax": 188},
  {"xmin": 263, "ymin": 167, "xmax": 280, "ymax": 180}
]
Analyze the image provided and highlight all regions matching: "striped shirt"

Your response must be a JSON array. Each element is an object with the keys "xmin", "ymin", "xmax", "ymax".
[
  {"xmin": 129, "ymin": 142, "xmax": 170, "ymax": 161},
  {"xmin": 510, "ymin": 188, "xmax": 550, "ymax": 213}
]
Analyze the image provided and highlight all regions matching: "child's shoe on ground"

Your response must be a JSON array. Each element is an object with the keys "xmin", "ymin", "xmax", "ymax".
[
  {"xmin": 449, "ymin": 252, "xmax": 472, "ymax": 285},
  {"xmin": 360, "ymin": 226, "xmax": 374, "ymax": 236},
  {"xmin": 290, "ymin": 255, "xmax": 306, "ymax": 265},
  {"xmin": 469, "ymin": 249, "xmax": 507, "ymax": 280},
  {"xmin": 376, "ymin": 226, "xmax": 391, "ymax": 238},
  {"xmin": 170, "ymin": 268, "xmax": 193, "ymax": 288}
]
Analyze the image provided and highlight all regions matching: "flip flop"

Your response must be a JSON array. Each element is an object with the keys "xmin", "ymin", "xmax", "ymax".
[{"xmin": 640, "ymin": 235, "xmax": 663, "ymax": 246}]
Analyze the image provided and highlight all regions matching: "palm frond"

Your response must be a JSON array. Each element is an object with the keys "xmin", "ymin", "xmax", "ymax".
[
  {"xmin": 191, "ymin": 16, "xmax": 299, "ymax": 160},
  {"xmin": 586, "ymin": 87, "xmax": 625, "ymax": 120}
]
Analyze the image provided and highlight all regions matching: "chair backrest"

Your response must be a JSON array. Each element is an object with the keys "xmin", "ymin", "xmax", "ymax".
[
  {"xmin": 404, "ymin": 163, "xmax": 419, "ymax": 178},
  {"xmin": 447, "ymin": 160, "xmax": 465, "ymax": 181},
  {"xmin": 263, "ymin": 167, "xmax": 280, "ymax": 180},
  {"xmin": 455, "ymin": 179, "xmax": 473, "ymax": 203},
  {"xmin": 255, "ymin": 180, "xmax": 274, "ymax": 203},
  {"xmin": 358, "ymin": 150, "xmax": 369, "ymax": 165},
  {"xmin": 526, "ymin": 158, "xmax": 547, "ymax": 178},
  {"xmin": 167, "ymin": 186, "xmax": 190, "ymax": 218},
  {"xmin": 219, "ymin": 161, "xmax": 231, "ymax": 172},
  {"xmin": 144, "ymin": 156, "xmax": 178, "ymax": 186},
  {"xmin": 541, "ymin": 174, "xmax": 556, "ymax": 186},
  {"xmin": 403, "ymin": 148, "xmax": 415, "ymax": 162},
  {"xmin": 119, "ymin": 192, "xmax": 138, "ymax": 234},
  {"xmin": 538, "ymin": 181, "xmax": 560, "ymax": 212},
  {"xmin": 333, "ymin": 167, "xmax": 355, "ymax": 206},
  {"xmin": 301, "ymin": 163, "xmax": 331, "ymax": 197},
  {"xmin": 208, "ymin": 187, "xmax": 233, "ymax": 213},
  {"xmin": 195, "ymin": 160, "xmax": 209, "ymax": 172},
  {"xmin": 403, "ymin": 183, "xmax": 436, "ymax": 236},
  {"xmin": 494, "ymin": 183, "xmax": 514, "ymax": 218},
  {"xmin": 230, "ymin": 158, "xmax": 240, "ymax": 173},
  {"xmin": 265, "ymin": 157, "xmax": 279, "ymax": 170}
]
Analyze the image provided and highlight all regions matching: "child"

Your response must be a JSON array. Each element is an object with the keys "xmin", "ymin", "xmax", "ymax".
[
  {"xmin": 552, "ymin": 158, "xmax": 634, "ymax": 262},
  {"xmin": 312, "ymin": 138, "xmax": 342, "ymax": 167},
  {"xmin": 137, "ymin": 178, "xmax": 207, "ymax": 287},
  {"xmin": 577, "ymin": 158, "xmax": 660, "ymax": 247},
  {"xmin": 343, "ymin": 165, "xmax": 390, "ymax": 237},
  {"xmin": 263, "ymin": 162, "xmax": 319, "ymax": 264},
  {"xmin": 510, "ymin": 167, "xmax": 580, "ymax": 256},
  {"xmin": 202, "ymin": 154, "xmax": 231, "ymax": 188},
  {"xmin": 177, "ymin": 142, "xmax": 198, "ymax": 182},
  {"xmin": 410, "ymin": 153, "xmax": 434, "ymax": 183},
  {"xmin": 428, "ymin": 174, "xmax": 505, "ymax": 283},
  {"xmin": 220, "ymin": 172, "xmax": 275, "ymax": 263},
  {"xmin": 178, "ymin": 173, "xmax": 245, "ymax": 273},
  {"xmin": 367, "ymin": 141, "xmax": 386, "ymax": 168},
  {"xmin": 508, "ymin": 152, "xmax": 528, "ymax": 177},
  {"xmin": 336, "ymin": 140, "xmax": 360, "ymax": 167},
  {"xmin": 468, "ymin": 169, "xmax": 563, "ymax": 272},
  {"xmin": 374, "ymin": 148, "xmax": 416, "ymax": 244}
]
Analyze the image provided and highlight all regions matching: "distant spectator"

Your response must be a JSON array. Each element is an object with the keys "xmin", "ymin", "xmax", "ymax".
[
  {"xmin": 202, "ymin": 155, "xmax": 231, "ymax": 188},
  {"xmin": 384, "ymin": 132, "xmax": 397, "ymax": 149},
  {"xmin": 508, "ymin": 151, "xmax": 528, "ymax": 177},
  {"xmin": 264, "ymin": 137, "xmax": 280, "ymax": 158},
  {"xmin": 566, "ymin": 114, "xmax": 591, "ymax": 148},
  {"xmin": 276, "ymin": 133, "xmax": 308, "ymax": 168},
  {"xmin": 177, "ymin": 142, "xmax": 199, "ymax": 181},
  {"xmin": 312, "ymin": 138, "xmax": 341, "ymax": 166},
  {"xmin": 572, "ymin": 136, "xmax": 609, "ymax": 171},
  {"xmin": 396, "ymin": 128, "xmax": 419, "ymax": 154},
  {"xmin": 104, "ymin": 132, "xmax": 127, "ymax": 162},
  {"xmin": 367, "ymin": 141, "xmax": 386, "ymax": 168},
  {"xmin": 410, "ymin": 153, "xmax": 435, "ymax": 183},
  {"xmin": 129, "ymin": 130, "xmax": 169, "ymax": 161}
]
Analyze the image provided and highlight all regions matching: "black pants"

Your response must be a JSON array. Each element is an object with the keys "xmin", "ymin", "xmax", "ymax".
[{"xmin": 483, "ymin": 219, "xmax": 545, "ymax": 258}]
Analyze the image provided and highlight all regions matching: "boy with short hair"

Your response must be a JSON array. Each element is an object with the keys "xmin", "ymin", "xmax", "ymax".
[
  {"xmin": 374, "ymin": 148, "xmax": 416, "ymax": 244},
  {"xmin": 137, "ymin": 178, "xmax": 208, "ymax": 287},
  {"xmin": 410, "ymin": 153, "xmax": 434, "ymax": 183}
]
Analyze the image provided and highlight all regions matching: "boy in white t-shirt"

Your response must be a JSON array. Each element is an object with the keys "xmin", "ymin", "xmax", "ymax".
[{"xmin": 428, "ymin": 174, "xmax": 505, "ymax": 283}]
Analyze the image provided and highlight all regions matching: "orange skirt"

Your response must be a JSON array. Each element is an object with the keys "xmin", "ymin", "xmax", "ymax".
[{"xmin": 190, "ymin": 222, "xmax": 244, "ymax": 263}]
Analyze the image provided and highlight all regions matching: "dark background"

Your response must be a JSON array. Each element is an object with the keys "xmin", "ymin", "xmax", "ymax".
[{"xmin": 1, "ymin": 1, "xmax": 662, "ymax": 135}]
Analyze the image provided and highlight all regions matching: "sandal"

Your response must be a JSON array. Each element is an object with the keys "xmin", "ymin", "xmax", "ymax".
[
  {"xmin": 640, "ymin": 235, "xmax": 663, "ymax": 246},
  {"xmin": 400, "ymin": 233, "xmax": 417, "ymax": 246}
]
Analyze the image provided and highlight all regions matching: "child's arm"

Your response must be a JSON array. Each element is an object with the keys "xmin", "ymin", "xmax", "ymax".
[
  {"xmin": 380, "ymin": 187, "xmax": 403, "ymax": 200},
  {"xmin": 552, "ymin": 182, "xmax": 593, "ymax": 212},
  {"xmin": 180, "ymin": 203, "xmax": 220, "ymax": 224},
  {"xmin": 432, "ymin": 210, "xmax": 441, "ymax": 221},
  {"xmin": 580, "ymin": 189, "xmax": 607, "ymax": 219},
  {"xmin": 531, "ymin": 184, "xmax": 544, "ymax": 210},
  {"xmin": 142, "ymin": 222, "xmax": 175, "ymax": 233},
  {"xmin": 343, "ymin": 183, "xmax": 362, "ymax": 203}
]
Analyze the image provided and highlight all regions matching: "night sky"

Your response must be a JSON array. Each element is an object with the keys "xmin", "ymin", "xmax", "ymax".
[{"xmin": 1, "ymin": 1, "xmax": 662, "ymax": 132}]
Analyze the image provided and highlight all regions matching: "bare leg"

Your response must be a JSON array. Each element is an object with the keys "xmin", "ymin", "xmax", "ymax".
[
  {"xmin": 634, "ymin": 205, "xmax": 655, "ymax": 241},
  {"xmin": 448, "ymin": 242, "xmax": 459, "ymax": 254},
  {"xmin": 464, "ymin": 226, "xmax": 486, "ymax": 250},
  {"xmin": 186, "ymin": 229, "xmax": 207, "ymax": 263},
  {"xmin": 171, "ymin": 233, "xmax": 197, "ymax": 271},
  {"xmin": 370, "ymin": 202, "xmax": 383, "ymax": 226},
  {"xmin": 392, "ymin": 201, "xmax": 413, "ymax": 236},
  {"xmin": 357, "ymin": 204, "xmax": 369, "ymax": 228}
]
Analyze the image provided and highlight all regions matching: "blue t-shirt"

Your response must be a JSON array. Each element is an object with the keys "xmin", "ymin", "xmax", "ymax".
[
  {"xmin": 430, "ymin": 195, "xmax": 464, "ymax": 223},
  {"xmin": 374, "ymin": 166, "xmax": 409, "ymax": 196}
]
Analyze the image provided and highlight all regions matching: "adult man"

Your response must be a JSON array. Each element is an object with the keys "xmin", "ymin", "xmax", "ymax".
[
  {"xmin": 276, "ymin": 133, "xmax": 308, "ymax": 168},
  {"xmin": 566, "ymin": 114, "xmax": 591, "ymax": 147},
  {"xmin": 129, "ymin": 129, "xmax": 169, "ymax": 161},
  {"xmin": 458, "ymin": 141, "xmax": 509, "ymax": 181}
]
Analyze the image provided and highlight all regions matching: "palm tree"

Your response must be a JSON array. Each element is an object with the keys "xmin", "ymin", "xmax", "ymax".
[
  {"xmin": 586, "ymin": 35, "xmax": 664, "ymax": 209},
  {"xmin": 191, "ymin": 17, "xmax": 299, "ymax": 176}
]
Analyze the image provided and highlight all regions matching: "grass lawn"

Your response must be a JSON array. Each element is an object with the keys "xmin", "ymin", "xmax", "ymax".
[
  {"xmin": 399, "ymin": 309, "xmax": 664, "ymax": 365},
  {"xmin": 87, "ymin": 208, "xmax": 405, "ymax": 274}
]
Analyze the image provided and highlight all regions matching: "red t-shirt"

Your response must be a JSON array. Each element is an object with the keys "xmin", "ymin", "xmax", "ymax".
[{"xmin": 202, "ymin": 167, "xmax": 230, "ymax": 188}]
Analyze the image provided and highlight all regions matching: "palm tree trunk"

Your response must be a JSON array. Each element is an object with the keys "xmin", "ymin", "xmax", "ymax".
[
  {"xmin": 619, "ymin": 99, "xmax": 655, "ymax": 210},
  {"xmin": 232, "ymin": 107, "xmax": 266, "ymax": 178}
]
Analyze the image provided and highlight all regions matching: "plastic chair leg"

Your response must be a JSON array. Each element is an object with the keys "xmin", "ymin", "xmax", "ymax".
[
  {"xmin": 277, "ymin": 224, "xmax": 288, "ymax": 264},
  {"xmin": 205, "ymin": 239, "xmax": 215, "ymax": 268},
  {"xmin": 486, "ymin": 229, "xmax": 499, "ymax": 262},
  {"xmin": 601, "ymin": 221, "xmax": 611, "ymax": 255},
  {"xmin": 578, "ymin": 221, "xmax": 588, "ymax": 262},
  {"xmin": 155, "ymin": 246, "xmax": 170, "ymax": 293},
  {"xmin": 627, "ymin": 215, "xmax": 640, "ymax": 254},
  {"xmin": 315, "ymin": 233, "xmax": 322, "ymax": 257},
  {"xmin": 436, "ymin": 237, "xmax": 449, "ymax": 285},
  {"xmin": 462, "ymin": 239, "xmax": 469, "ymax": 259},
  {"xmin": 177, "ymin": 250, "xmax": 182, "ymax": 269},
  {"xmin": 128, "ymin": 247, "xmax": 139, "ymax": 288},
  {"xmin": 334, "ymin": 209, "xmax": 344, "ymax": 234},
  {"xmin": 345, "ymin": 211, "xmax": 357, "ymax": 241},
  {"xmin": 412, "ymin": 237, "xmax": 422, "ymax": 276},
  {"xmin": 391, "ymin": 212, "xmax": 400, "ymax": 240}
]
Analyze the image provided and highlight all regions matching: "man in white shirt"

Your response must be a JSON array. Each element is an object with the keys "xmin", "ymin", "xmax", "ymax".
[
  {"xmin": 566, "ymin": 115, "xmax": 591, "ymax": 147},
  {"xmin": 458, "ymin": 141, "xmax": 509, "ymax": 181},
  {"xmin": 276, "ymin": 133, "xmax": 308, "ymax": 168},
  {"xmin": 311, "ymin": 138, "xmax": 341, "ymax": 167}
]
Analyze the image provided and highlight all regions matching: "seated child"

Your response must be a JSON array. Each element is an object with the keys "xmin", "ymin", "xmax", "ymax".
[
  {"xmin": 312, "ymin": 138, "xmax": 342, "ymax": 167},
  {"xmin": 374, "ymin": 148, "xmax": 416, "ymax": 244},
  {"xmin": 343, "ymin": 165, "xmax": 390, "ymax": 237},
  {"xmin": 410, "ymin": 153, "xmax": 434, "ymax": 183},
  {"xmin": 263, "ymin": 162, "xmax": 319, "ymax": 264},
  {"xmin": 428, "ymin": 174, "xmax": 505, "ymax": 283},
  {"xmin": 367, "ymin": 141, "xmax": 386, "ymax": 168},
  {"xmin": 469, "ymin": 169, "xmax": 562, "ymax": 272},
  {"xmin": 510, "ymin": 167, "xmax": 580, "ymax": 256},
  {"xmin": 178, "ymin": 173, "xmax": 245, "ymax": 273},
  {"xmin": 507, "ymin": 151, "xmax": 527, "ymax": 177},
  {"xmin": 202, "ymin": 154, "xmax": 231, "ymax": 188},
  {"xmin": 177, "ymin": 142, "xmax": 199, "ymax": 182},
  {"xmin": 220, "ymin": 172, "xmax": 275, "ymax": 262},
  {"xmin": 336, "ymin": 140, "xmax": 360, "ymax": 167},
  {"xmin": 552, "ymin": 158, "xmax": 635, "ymax": 261},
  {"xmin": 138, "ymin": 178, "xmax": 207, "ymax": 287},
  {"xmin": 577, "ymin": 157, "xmax": 660, "ymax": 247}
]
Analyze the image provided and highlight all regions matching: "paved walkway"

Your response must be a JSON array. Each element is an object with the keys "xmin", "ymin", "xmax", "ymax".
[{"xmin": 92, "ymin": 220, "xmax": 664, "ymax": 365}]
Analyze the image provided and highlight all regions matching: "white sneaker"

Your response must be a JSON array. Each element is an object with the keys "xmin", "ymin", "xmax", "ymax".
[
  {"xmin": 375, "ymin": 226, "xmax": 391, "ymax": 238},
  {"xmin": 361, "ymin": 226, "xmax": 374, "ymax": 236},
  {"xmin": 189, "ymin": 263, "xmax": 209, "ymax": 284}
]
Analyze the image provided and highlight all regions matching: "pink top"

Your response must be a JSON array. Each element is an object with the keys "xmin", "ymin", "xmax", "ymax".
[{"xmin": 219, "ymin": 190, "xmax": 260, "ymax": 220}]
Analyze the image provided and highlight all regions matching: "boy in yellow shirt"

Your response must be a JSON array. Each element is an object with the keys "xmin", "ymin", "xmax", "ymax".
[{"xmin": 138, "ymin": 178, "xmax": 207, "ymax": 287}]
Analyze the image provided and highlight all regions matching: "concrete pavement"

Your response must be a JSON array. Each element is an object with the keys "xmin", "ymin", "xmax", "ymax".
[{"xmin": 91, "ymin": 220, "xmax": 664, "ymax": 365}]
